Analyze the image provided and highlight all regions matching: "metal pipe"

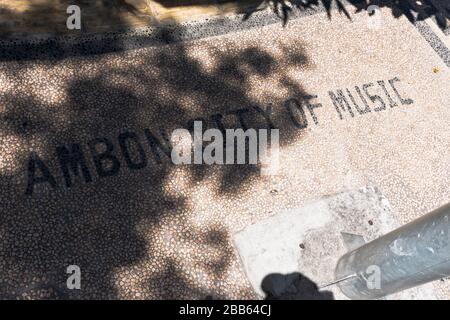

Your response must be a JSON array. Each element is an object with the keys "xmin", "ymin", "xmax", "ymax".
[{"xmin": 335, "ymin": 202, "xmax": 450, "ymax": 299}]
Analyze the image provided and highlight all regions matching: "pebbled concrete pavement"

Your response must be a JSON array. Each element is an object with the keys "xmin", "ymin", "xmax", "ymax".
[{"xmin": 0, "ymin": 3, "xmax": 449, "ymax": 299}]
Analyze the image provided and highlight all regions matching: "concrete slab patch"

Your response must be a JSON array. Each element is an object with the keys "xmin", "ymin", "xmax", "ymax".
[{"xmin": 233, "ymin": 186, "xmax": 439, "ymax": 300}]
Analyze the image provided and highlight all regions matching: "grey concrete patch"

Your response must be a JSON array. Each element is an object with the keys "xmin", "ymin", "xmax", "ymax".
[{"xmin": 233, "ymin": 186, "xmax": 439, "ymax": 299}]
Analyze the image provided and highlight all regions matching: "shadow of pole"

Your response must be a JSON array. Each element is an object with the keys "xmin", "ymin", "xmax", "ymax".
[{"xmin": 261, "ymin": 272, "xmax": 334, "ymax": 300}]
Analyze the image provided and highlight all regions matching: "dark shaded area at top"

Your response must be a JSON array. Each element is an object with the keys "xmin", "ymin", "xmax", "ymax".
[
  {"xmin": 154, "ymin": 0, "xmax": 449, "ymax": 27},
  {"xmin": 0, "ymin": 0, "xmax": 448, "ymax": 60},
  {"xmin": 243, "ymin": 0, "xmax": 449, "ymax": 27}
]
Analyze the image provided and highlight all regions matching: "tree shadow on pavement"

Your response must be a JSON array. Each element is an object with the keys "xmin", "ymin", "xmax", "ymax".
[
  {"xmin": 0, "ymin": 1, "xmax": 448, "ymax": 61},
  {"xmin": 0, "ymin": 22, "xmax": 313, "ymax": 299},
  {"xmin": 152, "ymin": 0, "xmax": 449, "ymax": 28}
]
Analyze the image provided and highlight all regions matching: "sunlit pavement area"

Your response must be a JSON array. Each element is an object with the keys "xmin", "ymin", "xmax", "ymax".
[{"xmin": 0, "ymin": 1, "xmax": 449, "ymax": 299}]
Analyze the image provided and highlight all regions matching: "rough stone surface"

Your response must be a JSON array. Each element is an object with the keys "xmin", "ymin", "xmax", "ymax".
[{"xmin": 0, "ymin": 5, "xmax": 449, "ymax": 299}]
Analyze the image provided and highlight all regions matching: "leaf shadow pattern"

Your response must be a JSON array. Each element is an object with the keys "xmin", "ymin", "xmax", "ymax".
[
  {"xmin": 0, "ymin": 21, "xmax": 314, "ymax": 299},
  {"xmin": 251, "ymin": 0, "xmax": 448, "ymax": 28},
  {"xmin": 150, "ymin": 0, "xmax": 449, "ymax": 28}
]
